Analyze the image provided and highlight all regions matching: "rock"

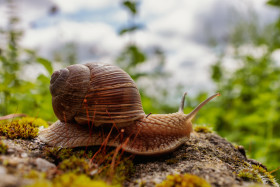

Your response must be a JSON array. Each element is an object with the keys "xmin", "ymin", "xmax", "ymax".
[
  {"xmin": 0, "ymin": 132, "xmax": 279, "ymax": 187},
  {"xmin": 0, "ymin": 166, "xmax": 7, "ymax": 175},
  {"xmin": 0, "ymin": 174, "xmax": 33, "ymax": 187},
  {"xmin": 7, "ymin": 148, "xmax": 15, "ymax": 154},
  {"xmin": 21, "ymin": 153, "xmax": 28, "ymax": 158},
  {"xmin": 127, "ymin": 133, "xmax": 279, "ymax": 187},
  {"xmin": 0, "ymin": 174, "xmax": 21, "ymax": 187},
  {"xmin": 35, "ymin": 158, "xmax": 56, "ymax": 172}
]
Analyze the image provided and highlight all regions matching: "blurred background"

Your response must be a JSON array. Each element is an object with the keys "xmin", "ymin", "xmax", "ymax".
[{"xmin": 1, "ymin": 0, "xmax": 280, "ymax": 180}]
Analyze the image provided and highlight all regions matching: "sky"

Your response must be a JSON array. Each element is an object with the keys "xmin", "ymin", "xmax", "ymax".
[{"xmin": 0, "ymin": 0, "xmax": 279, "ymax": 99}]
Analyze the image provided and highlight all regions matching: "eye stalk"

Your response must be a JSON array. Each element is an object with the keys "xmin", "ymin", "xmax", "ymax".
[
  {"xmin": 179, "ymin": 92, "xmax": 220, "ymax": 121},
  {"xmin": 179, "ymin": 92, "xmax": 188, "ymax": 113}
]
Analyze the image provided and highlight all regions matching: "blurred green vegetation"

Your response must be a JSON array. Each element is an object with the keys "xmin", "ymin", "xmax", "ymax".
[
  {"xmin": 0, "ymin": 0, "xmax": 55, "ymax": 121},
  {"xmin": 0, "ymin": 0, "xmax": 280, "ymax": 182},
  {"xmin": 189, "ymin": 0, "xmax": 280, "ymax": 180}
]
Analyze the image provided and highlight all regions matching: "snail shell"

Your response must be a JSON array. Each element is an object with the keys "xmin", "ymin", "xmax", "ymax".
[
  {"xmin": 39, "ymin": 62, "xmax": 219, "ymax": 155},
  {"xmin": 50, "ymin": 63, "xmax": 145, "ymax": 126}
]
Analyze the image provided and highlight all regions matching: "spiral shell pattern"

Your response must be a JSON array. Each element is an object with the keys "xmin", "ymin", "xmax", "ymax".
[{"xmin": 50, "ymin": 63, "xmax": 145, "ymax": 126}]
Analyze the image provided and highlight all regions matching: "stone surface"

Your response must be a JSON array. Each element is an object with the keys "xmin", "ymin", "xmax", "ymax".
[
  {"xmin": 126, "ymin": 133, "xmax": 279, "ymax": 187},
  {"xmin": 35, "ymin": 157, "xmax": 56, "ymax": 172},
  {"xmin": 0, "ymin": 165, "xmax": 7, "ymax": 175},
  {"xmin": 0, "ymin": 131, "xmax": 279, "ymax": 187}
]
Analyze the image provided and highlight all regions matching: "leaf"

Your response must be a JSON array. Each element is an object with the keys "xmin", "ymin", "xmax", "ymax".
[
  {"xmin": 36, "ymin": 57, "xmax": 53, "ymax": 76},
  {"xmin": 211, "ymin": 61, "xmax": 223, "ymax": 83},
  {"xmin": 122, "ymin": 1, "xmax": 137, "ymax": 15},
  {"xmin": 23, "ymin": 48, "xmax": 36, "ymax": 55},
  {"xmin": 267, "ymin": 0, "xmax": 280, "ymax": 6},
  {"xmin": 37, "ymin": 74, "xmax": 50, "ymax": 84},
  {"xmin": 127, "ymin": 45, "xmax": 146, "ymax": 65},
  {"xmin": 119, "ymin": 25, "xmax": 144, "ymax": 35}
]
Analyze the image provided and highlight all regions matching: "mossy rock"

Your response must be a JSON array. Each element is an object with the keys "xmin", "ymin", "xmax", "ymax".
[
  {"xmin": 0, "ymin": 119, "xmax": 278, "ymax": 187},
  {"xmin": 26, "ymin": 173, "xmax": 117, "ymax": 187},
  {"xmin": 0, "ymin": 117, "xmax": 48, "ymax": 139},
  {"xmin": 156, "ymin": 173, "xmax": 211, "ymax": 187},
  {"xmin": 129, "ymin": 132, "xmax": 279, "ymax": 187},
  {"xmin": 0, "ymin": 140, "xmax": 8, "ymax": 154},
  {"xmin": 194, "ymin": 125, "xmax": 213, "ymax": 133}
]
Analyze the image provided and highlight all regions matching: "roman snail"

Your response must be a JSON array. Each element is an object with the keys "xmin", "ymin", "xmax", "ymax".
[{"xmin": 39, "ymin": 62, "xmax": 219, "ymax": 155}]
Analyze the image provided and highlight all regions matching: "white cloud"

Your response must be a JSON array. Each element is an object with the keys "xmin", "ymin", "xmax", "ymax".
[
  {"xmin": 165, "ymin": 42, "xmax": 217, "ymax": 93},
  {"xmin": 141, "ymin": 0, "xmax": 178, "ymax": 17},
  {"xmin": 141, "ymin": 0, "xmax": 215, "ymax": 19},
  {"xmin": 50, "ymin": 0, "xmax": 117, "ymax": 13},
  {"xmin": 148, "ymin": 9, "xmax": 194, "ymax": 37},
  {"xmin": 22, "ymin": 20, "xmax": 126, "ymax": 63},
  {"xmin": 1, "ymin": 0, "xmax": 278, "ymax": 97},
  {"xmin": 142, "ymin": 0, "xmax": 217, "ymax": 38},
  {"xmin": 134, "ymin": 27, "xmax": 217, "ymax": 95},
  {"xmin": 271, "ymin": 49, "xmax": 280, "ymax": 66},
  {"xmin": 0, "ymin": 5, "xmax": 8, "ymax": 29},
  {"xmin": 0, "ymin": 0, "xmax": 52, "ymax": 29}
]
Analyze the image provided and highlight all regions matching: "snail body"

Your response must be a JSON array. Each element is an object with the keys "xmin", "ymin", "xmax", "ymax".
[{"xmin": 39, "ymin": 62, "xmax": 219, "ymax": 155}]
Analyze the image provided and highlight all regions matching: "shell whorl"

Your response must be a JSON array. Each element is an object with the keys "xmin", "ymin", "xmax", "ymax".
[
  {"xmin": 50, "ymin": 63, "xmax": 145, "ymax": 126},
  {"xmin": 50, "ymin": 64, "xmax": 90, "ymax": 123}
]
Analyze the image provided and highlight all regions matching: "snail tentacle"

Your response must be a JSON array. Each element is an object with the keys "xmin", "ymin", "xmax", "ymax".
[
  {"xmin": 178, "ymin": 92, "xmax": 187, "ymax": 113},
  {"xmin": 186, "ymin": 93, "xmax": 220, "ymax": 121}
]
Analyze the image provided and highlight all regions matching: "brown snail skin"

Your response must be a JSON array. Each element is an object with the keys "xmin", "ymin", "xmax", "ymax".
[{"xmin": 39, "ymin": 62, "xmax": 219, "ymax": 155}]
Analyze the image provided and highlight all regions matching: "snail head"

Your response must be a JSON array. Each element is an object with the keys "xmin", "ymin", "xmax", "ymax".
[{"xmin": 179, "ymin": 92, "xmax": 220, "ymax": 137}]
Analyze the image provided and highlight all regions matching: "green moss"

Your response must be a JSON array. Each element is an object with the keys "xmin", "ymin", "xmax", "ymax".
[
  {"xmin": 233, "ymin": 144, "xmax": 239, "ymax": 150},
  {"xmin": 25, "ymin": 181, "xmax": 52, "ymax": 187},
  {"xmin": 43, "ymin": 147, "xmax": 134, "ymax": 185},
  {"xmin": 24, "ymin": 170, "xmax": 45, "ymax": 179},
  {"xmin": 194, "ymin": 125, "xmax": 213, "ymax": 133},
  {"xmin": 43, "ymin": 147, "xmax": 94, "ymax": 163},
  {"xmin": 251, "ymin": 165, "xmax": 278, "ymax": 186},
  {"xmin": 166, "ymin": 158, "xmax": 179, "ymax": 165},
  {"xmin": 111, "ymin": 157, "xmax": 134, "ymax": 184},
  {"xmin": 0, "ymin": 117, "xmax": 48, "ymax": 139},
  {"xmin": 237, "ymin": 165, "xmax": 278, "ymax": 186},
  {"xmin": 43, "ymin": 147, "xmax": 73, "ymax": 162},
  {"xmin": 138, "ymin": 180, "xmax": 147, "ymax": 187},
  {"xmin": 26, "ymin": 173, "xmax": 117, "ymax": 187},
  {"xmin": 94, "ymin": 152, "xmax": 134, "ymax": 185},
  {"xmin": 237, "ymin": 168, "xmax": 263, "ymax": 183},
  {"xmin": 58, "ymin": 156, "xmax": 91, "ymax": 174},
  {"xmin": 54, "ymin": 173, "xmax": 117, "ymax": 187},
  {"xmin": 20, "ymin": 117, "xmax": 49, "ymax": 128},
  {"xmin": 252, "ymin": 165, "xmax": 267, "ymax": 175},
  {"xmin": 0, "ymin": 141, "xmax": 8, "ymax": 154},
  {"xmin": 156, "ymin": 173, "xmax": 211, "ymax": 187}
]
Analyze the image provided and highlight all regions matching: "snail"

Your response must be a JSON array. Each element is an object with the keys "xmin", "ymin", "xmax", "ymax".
[{"xmin": 39, "ymin": 63, "xmax": 219, "ymax": 155}]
